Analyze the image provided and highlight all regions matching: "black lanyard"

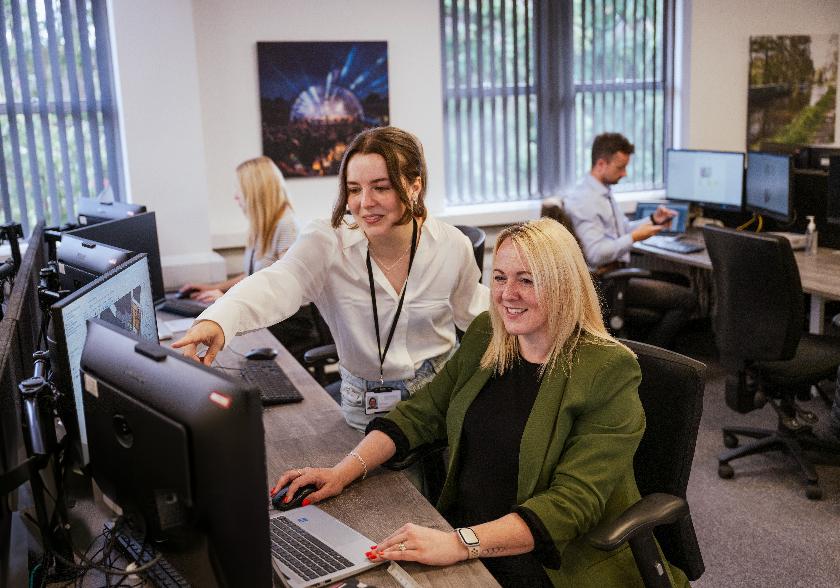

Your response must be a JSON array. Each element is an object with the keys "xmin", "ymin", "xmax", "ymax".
[{"xmin": 366, "ymin": 217, "xmax": 418, "ymax": 385}]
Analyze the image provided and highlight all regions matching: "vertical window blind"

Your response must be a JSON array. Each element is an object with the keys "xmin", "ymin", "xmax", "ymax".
[
  {"xmin": 0, "ymin": 0, "xmax": 122, "ymax": 235},
  {"xmin": 440, "ymin": 0, "xmax": 673, "ymax": 206}
]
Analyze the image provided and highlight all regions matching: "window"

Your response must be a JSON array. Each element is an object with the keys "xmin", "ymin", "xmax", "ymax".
[
  {"xmin": 0, "ymin": 0, "xmax": 122, "ymax": 235},
  {"xmin": 440, "ymin": 0, "xmax": 674, "ymax": 206}
]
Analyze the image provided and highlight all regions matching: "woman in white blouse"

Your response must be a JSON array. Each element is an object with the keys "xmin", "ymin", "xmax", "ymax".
[{"xmin": 173, "ymin": 127, "xmax": 489, "ymax": 430}]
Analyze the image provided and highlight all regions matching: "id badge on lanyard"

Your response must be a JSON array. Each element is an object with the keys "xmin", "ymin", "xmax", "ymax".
[{"xmin": 364, "ymin": 386, "xmax": 402, "ymax": 415}]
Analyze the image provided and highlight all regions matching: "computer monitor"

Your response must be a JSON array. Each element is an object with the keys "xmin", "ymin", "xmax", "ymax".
[
  {"xmin": 77, "ymin": 198, "xmax": 147, "ymax": 226},
  {"xmin": 80, "ymin": 319, "xmax": 272, "ymax": 586},
  {"xmin": 67, "ymin": 212, "xmax": 165, "ymax": 304},
  {"xmin": 57, "ymin": 234, "xmax": 133, "ymax": 292},
  {"xmin": 745, "ymin": 151, "xmax": 793, "ymax": 222},
  {"xmin": 808, "ymin": 146, "xmax": 840, "ymax": 171},
  {"xmin": 47, "ymin": 254, "xmax": 158, "ymax": 462},
  {"xmin": 665, "ymin": 149, "xmax": 745, "ymax": 211}
]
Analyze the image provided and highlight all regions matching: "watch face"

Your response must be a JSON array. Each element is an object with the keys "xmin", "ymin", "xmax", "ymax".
[{"xmin": 458, "ymin": 527, "xmax": 479, "ymax": 546}]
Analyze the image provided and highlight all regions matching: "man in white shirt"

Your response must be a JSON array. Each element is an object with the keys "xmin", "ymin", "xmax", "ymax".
[{"xmin": 564, "ymin": 133, "xmax": 696, "ymax": 348}]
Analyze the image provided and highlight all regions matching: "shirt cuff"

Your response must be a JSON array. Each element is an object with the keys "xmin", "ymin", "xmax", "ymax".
[
  {"xmin": 366, "ymin": 417, "xmax": 411, "ymax": 463},
  {"xmin": 513, "ymin": 505, "xmax": 563, "ymax": 569}
]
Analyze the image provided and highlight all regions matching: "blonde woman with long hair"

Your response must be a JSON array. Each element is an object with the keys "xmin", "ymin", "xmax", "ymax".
[
  {"xmin": 180, "ymin": 156, "xmax": 297, "ymax": 301},
  {"xmin": 271, "ymin": 218, "xmax": 689, "ymax": 587}
]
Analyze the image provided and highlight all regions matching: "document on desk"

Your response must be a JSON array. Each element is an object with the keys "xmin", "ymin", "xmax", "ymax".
[{"xmin": 158, "ymin": 318, "xmax": 196, "ymax": 340}]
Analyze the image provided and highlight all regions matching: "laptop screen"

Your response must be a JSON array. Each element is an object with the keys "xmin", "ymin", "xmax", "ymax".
[{"xmin": 634, "ymin": 202, "xmax": 689, "ymax": 234}]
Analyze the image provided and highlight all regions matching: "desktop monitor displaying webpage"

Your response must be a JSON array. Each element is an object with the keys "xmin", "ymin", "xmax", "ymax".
[
  {"xmin": 49, "ymin": 255, "xmax": 158, "ymax": 463},
  {"xmin": 666, "ymin": 149, "xmax": 745, "ymax": 211}
]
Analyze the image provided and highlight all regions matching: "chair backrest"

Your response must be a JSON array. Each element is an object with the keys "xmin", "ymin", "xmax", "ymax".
[
  {"xmin": 454, "ymin": 225, "xmax": 486, "ymax": 281},
  {"xmin": 622, "ymin": 339, "xmax": 706, "ymax": 581},
  {"xmin": 703, "ymin": 226, "xmax": 803, "ymax": 365},
  {"xmin": 540, "ymin": 199, "xmax": 582, "ymax": 247}
]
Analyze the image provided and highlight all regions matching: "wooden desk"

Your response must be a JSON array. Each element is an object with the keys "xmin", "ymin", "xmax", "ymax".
[
  {"xmin": 169, "ymin": 322, "xmax": 498, "ymax": 587},
  {"xmin": 634, "ymin": 237, "xmax": 840, "ymax": 334}
]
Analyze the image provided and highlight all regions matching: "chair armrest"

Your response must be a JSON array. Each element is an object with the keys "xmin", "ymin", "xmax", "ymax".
[
  {"xmin": 586, "ymin": 493, "xmax": 689, "ymax": 552},
  {"xmin": 601, "ymin": 267, "xmax": 652, "ymax": 282},
  {"xmin": 382, "ymin": 440, "xmax": 448, "ymax": 471},
  {"xmin": 303, "ymin": 344, "xmax": 338, "ymax": 365}
]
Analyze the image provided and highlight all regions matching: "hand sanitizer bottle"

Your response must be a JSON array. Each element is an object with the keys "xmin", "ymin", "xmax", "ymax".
[{"xmin": 805, "ymin": 215, "xmax": 818, "ymax": 255}]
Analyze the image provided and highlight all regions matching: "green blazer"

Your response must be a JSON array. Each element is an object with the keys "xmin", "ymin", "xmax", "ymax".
[{"xmin": 383, "ymin": 313, "xmax": 689, "ymax": 587}]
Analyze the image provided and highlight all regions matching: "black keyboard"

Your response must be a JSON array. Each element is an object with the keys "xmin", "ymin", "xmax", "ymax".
[
  {"xmin": 157, "ymin": 297, "xmax": 210, "ymax": 317},
  {"xmin": 270, "ymin": 516, "xmax": 354, "ymax": 582},
  {"xmin": 106, "ymin": 523, "xmax": 191, "ymax": 588},
  {"xmin": 644, "ymin": 235, "xmax": 705, "ymax": 254},
  {"xmin": 241, "ymin": 361, "xmax": 303, "ymax": 405}
]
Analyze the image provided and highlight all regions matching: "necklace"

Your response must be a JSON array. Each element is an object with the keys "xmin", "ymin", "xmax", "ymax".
[{"xmin": 369, "ymin": 243, "xmax": 411, "ymax": 273}]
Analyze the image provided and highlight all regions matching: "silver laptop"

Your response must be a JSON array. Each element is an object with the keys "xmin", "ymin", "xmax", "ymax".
[{"xmin": 269, "ymin": 505, "xmax": 384, "ymax": 588}]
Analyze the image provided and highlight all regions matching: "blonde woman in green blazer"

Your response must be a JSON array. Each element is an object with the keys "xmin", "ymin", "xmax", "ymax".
[{"xmin": 274, "ymin": 218, "xmax": 689, "ymax": 587}]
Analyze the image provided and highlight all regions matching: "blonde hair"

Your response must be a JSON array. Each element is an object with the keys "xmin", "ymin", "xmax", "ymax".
[
  {"xmin": 236, "ymin": 156, "xmax": 291, "ymax": 258},
  {"xmin": 480, "ymin": 217, "xmax": 616, "ymax": 376}
]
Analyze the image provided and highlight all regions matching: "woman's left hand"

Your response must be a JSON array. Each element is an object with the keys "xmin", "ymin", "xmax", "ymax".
[
  {"xmin": 194, "ymin": 289, "xmax": 224, "ymax": 303},
  {"xmin": 371, "ymin": 523, "xmax": 466, "ymax": 566}
]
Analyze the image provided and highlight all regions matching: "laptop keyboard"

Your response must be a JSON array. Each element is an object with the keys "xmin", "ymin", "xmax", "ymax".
[
  {"xmin": 241, "ymin": 362, "xmax": 303, "ymax": 405},
  {"xmin": 270, "ymin": 516, "xmax": 354, "ymax": 581},
  {"xmin": 644, "ymin": 235, "xmax": 705, "ymax": 254}
]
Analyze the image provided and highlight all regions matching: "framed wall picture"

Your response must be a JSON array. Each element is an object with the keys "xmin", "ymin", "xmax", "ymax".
[
  {"xmin": 257, "ymin": 41, "xmax": 390, "ymax": 177},
  {"xmin": 748, "ymin": 34, "xmax": 838, "ymax": 150}
]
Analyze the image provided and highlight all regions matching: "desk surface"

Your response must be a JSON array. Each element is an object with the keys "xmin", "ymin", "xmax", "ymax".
[
  {"xmin": 85, "ymin": 318, "xmax": 494, "ymax": 587},
  {"xmin": 634, "ymin": 235, "xmax": 840, "ymax": 300}
]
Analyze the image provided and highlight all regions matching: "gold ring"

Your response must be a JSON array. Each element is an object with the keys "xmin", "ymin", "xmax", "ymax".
[
  {"xmin": 398, "ymin": 542, "xmax": 406, "ymax": 552},
  {"xmin": 296, "ymin": 469, "xmax": 304, "ymax": 477}
]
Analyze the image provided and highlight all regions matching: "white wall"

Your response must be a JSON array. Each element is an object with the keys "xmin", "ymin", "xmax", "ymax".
[
  {"xmin": 109, "ymin": 0, "xmax": 225, "ymax": 286},
  {"xmin": 109, "ymin": 0, "xmax": 840, "ymax": 282},
  {"xmin": 684, "ymin": 0, "xmax": 840, "ymax": 151},
  {"xmin": 190, "ymin": 0, "xmax": 446, "ymax": 247}
]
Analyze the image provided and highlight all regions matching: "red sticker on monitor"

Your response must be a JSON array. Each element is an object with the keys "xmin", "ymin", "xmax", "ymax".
[{"xmin": 209, "ymin": 391, "xmax": 232, "ymax": 409}]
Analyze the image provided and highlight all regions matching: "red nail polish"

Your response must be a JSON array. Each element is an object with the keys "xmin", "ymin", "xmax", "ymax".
[
  {"xmin": 302, "ymin": 498, "xmax": 311, "ymax": 506},
  {"xmin": 370, "ymin": 545, "xmax": 377, "ymax": 549},
  {"xmin": 283, "ymin": 496, "xmax": 290, "ymax": 503}
]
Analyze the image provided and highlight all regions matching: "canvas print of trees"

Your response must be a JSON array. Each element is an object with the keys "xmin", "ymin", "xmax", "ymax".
[{"xmin": 748, "ymin": 35, "xmax": 838, "ymax": 150}]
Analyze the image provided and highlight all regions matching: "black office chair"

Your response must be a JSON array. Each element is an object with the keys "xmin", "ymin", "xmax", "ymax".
[
  {"xmin": 703, "ymin": 225, "xmax": 840, "ymax": 499},
  {"xmin": 587, "ymin": 340, "xmax": 706, "ymax": 588},
  {"xmin": 540, "ymin": 200, "xmax": 660, "ymax": 339},
  {"xmin": 303, "ymin": 225, "xmax": 487, "ymax": 403},
  {"xmin": 454, "ymin": 225, "xmax": 486, "ymax": 282}
]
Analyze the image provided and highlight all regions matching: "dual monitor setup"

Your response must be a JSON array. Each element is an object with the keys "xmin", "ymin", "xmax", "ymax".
[
  {"xmin": 1, "ymin": 200, "xmax": 274, "ymax": 585},
  {"xmin": 643, "ymin": 147, "xmax": 840, "ymax": 235}
]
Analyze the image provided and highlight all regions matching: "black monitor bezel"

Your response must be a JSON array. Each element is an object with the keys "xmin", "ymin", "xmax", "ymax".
[
  {"xmin": 57, "ymin": 234, "xmax": 134, "ymax": 293},
  {"xmin": 76, "ymin": 198, "xmax": 147, "ymax": 226},
  {"xmin": 66, "ymin": 212, "xmax": 165, "ymax": 305},
  {"xmin": 744, "ymin": 151, "xmax": 793, "ymax": 223},
  {"xmin": 665, "ymin": 148, "xmax": 746, "ymax": 212}
]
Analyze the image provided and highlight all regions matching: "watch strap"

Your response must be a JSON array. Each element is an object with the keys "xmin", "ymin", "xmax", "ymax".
[{"xmin": 456, "ymin": 527, "xmax": 480, "ymax": 559}]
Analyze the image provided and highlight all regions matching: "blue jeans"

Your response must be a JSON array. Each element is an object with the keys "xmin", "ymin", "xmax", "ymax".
[{"xmin": 339, "ymin": 352, "xmax": 450, "ymax": 432}]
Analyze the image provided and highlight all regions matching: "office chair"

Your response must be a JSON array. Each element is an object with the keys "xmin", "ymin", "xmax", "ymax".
[
  {"xmin": 703, "ymin": 225, "xmax": 840, "ymax": 499},
  {"xmin": 540, "ymin": 199, "xmax": 660, "ymax": 339},
  {"xmin": 303, "ymin": 225, "xmax": 487, "ymax": 403},
  {"xmin": 587, "ymin": 340, "xmax": 706, "ymax": 588},
  {"xmin": 454, "ymin": 225, "xmax": 486, "ymax": 282}
]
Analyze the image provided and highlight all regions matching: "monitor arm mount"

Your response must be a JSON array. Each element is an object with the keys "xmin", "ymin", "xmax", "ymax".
[{"xmin": 0, "ymin": 221, "xmax": 23, "ymax": 270}]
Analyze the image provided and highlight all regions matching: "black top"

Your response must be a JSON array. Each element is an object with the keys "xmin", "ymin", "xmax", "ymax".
[{"xmin": 369, "ymin": 357, "xmax": 555, "ymax": 587}]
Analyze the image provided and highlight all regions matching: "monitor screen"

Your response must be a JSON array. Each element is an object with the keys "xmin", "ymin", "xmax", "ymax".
[
  {"xmin": 665, "ymin": 149, "xmax": 745, "ymax": 211},
  {"xmin": 67, "ymin": 212, "xmax": 165, "ymax": 304},
  {"xmin": 635, "ymin": 202, "xmax": 690, "ymax": 233},
  {"xmin": 77, "ymin": 198, "xmax": 147, "ymax": 226},
  {"xmin": 745, "ymin": 151, "xmax": 792, "ymax": 222},
  {"xmin": 80, "ymin": 319, "xmax": 272, "ymax": 586},
  {"xmin": 57, "ymin": 234, "xmax": 133, "ymax": 292},
  {"xmin": 48, "ymin": 255, "xmax": 158, "ymax": 462}
]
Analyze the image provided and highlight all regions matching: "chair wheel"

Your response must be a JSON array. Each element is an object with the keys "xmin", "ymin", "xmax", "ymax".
[
  {"xmin": 718, "ymin": 463, "xmax": 734, "ymax": 479},
  {"xmin": 723, "ymin": 433, "xmax": 739, "ymax": 448},
  {"xmin": 806, "ymin": 484, "xmax": 823, "ymax": 500}
]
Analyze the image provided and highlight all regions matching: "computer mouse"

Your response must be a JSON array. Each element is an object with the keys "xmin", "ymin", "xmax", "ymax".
[
  {"xmin": 271, "ymin": 484, "xmax": 317, "ymax": 511},
  {"xmin": 176, "ymin": 287, "xmax": 198, "ymax": 300},
  {"xmin": 245, "ymin": 347, "xmax": 278, "ymax": 361}
]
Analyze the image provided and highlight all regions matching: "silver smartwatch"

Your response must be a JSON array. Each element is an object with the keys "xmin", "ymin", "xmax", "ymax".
[{"xmin": 455, "ymin": 527, "xmax": 480, "ymax": 559}]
